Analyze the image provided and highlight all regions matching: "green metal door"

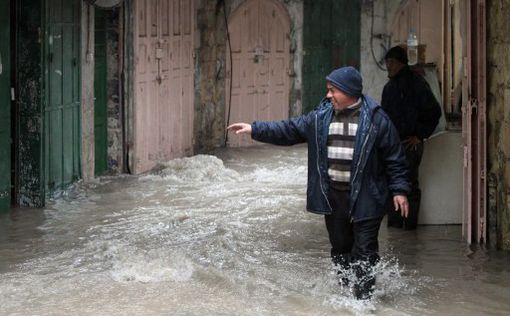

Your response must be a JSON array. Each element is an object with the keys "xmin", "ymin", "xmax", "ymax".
[
  {"xmin": 45, "ymin": 0, "xmax": 81, "ymax": 192},
  {"xmin": 302, "ymin": 0, "xmax": 360, "ymax": 113},
  {"xmin": 17, "ymin": 0, "xmax": 44, "ymax": 206},
  {"xmin": 0, "ymin": 0, "xmax": 11, "ymax": 212},
  {"xmin": 94, "ymin": 9, "xmax": 108, "ymax": 176}
]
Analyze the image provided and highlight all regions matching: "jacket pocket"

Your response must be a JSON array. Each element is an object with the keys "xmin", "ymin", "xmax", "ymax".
[{"xmin": 369, "ymin": 179, "xmax": 388, "ymax": 207}]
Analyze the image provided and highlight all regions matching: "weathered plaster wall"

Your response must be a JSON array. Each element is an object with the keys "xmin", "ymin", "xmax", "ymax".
[
  {"xmin": 106, "ymin": 9, "xmax": 124, "ymax": 173},
  {"xmin": 194, "ymin": 0, "xmax": 227, "ymax": 152},
  {"xmin": 487, "ymin": 0, "xmax": 510, "ymax": 249},
  {"xmin": 360, "ymin": 0, "xmax": 402, "ymax": 103},
  {"xmin": 81, "ymin": 3, "xmax": 95, "ymax": 182},
  {"xmin": 194, "ymin": 0, "xmax": 303, "ymax": 153}
]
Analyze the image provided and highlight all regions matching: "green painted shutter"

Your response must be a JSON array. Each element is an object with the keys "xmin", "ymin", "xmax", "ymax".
[
  {"xmin": 302, "ymin": 0, "xmax": 360, "ymax": 113},
  {"xmin": 45, "ymin": 0, "xmax": 81, "ymax": 193},
  {"xmin": 0, "ymin": 0, "xmax": 11, "ymax": 212},
  {"xmin": 17, "ymin": 0, "xmax": 44, "ymax": 206},
  {"xmin": 94, "ymin": 9, "xmax": 108, "ymax": 176}
]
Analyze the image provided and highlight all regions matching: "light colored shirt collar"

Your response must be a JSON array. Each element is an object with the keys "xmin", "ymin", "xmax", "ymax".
[
  {"xmin": 347, "ymin": 98, "xmax": 362, "ymax": 109},
  {"xmin": 334, "ymin": 98, "xmax": 362, "ymax": 115}
]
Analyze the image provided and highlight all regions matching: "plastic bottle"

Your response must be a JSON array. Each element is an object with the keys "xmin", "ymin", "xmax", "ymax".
[{"xmin": 407, "ymin": 28, "xmax": 418, "ymax": 66}]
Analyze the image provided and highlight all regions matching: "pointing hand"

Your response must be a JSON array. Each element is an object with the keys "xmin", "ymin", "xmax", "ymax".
[{"xmin": 227, "ymin": 123, "xmax": 252, "ymax": 135}]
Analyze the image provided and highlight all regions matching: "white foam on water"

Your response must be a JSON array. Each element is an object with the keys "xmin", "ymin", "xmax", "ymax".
[
  {"xmin": 108, "ymin": 246, "xmax": 194, "ymax": 283},
  {"xmin": 147, "ymin": 154, "xmax": 242, "ymax": 183}
]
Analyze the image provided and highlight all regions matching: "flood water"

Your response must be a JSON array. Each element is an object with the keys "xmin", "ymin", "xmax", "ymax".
[{"xmin": 1, "ymin": 144, "xmax": 509, "ymax": 315}]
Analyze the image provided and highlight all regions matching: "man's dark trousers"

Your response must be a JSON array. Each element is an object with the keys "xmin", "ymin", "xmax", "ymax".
[{"xmin": 325, "ymin": 188, "xmax": 382, "ymax": 299}]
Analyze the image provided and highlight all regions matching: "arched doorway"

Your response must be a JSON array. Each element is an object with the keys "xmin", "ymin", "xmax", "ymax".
[{"xmin": 225, "ymin": 0, "xmax": 291, "ymax": 147}]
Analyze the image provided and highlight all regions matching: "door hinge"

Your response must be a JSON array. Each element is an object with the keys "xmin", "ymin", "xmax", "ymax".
[{"xmin": 11, "ymin": 88, "xmax": 15, "ymax": 101}]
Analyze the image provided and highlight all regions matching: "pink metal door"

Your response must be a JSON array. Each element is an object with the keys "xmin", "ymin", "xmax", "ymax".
[
  {"xmin": 133, "ymin": 0, "xmax": 194, "ymax": 173},
  {"xmin": 462, "ymin": 0, "xmax": 487, "ymax": 244},
  {"xmin": 226, "ymin": 0, "xmax": 291, "ymax": 147}
]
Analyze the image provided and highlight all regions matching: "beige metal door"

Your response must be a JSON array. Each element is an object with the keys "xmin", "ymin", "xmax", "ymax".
[
  {"xmin": 133, "ymin": 0, "xmax": 193, "ymax": 173},
  {"xmin": 226, "ymin": 0, "xmax": 291, "ymax": 147}
]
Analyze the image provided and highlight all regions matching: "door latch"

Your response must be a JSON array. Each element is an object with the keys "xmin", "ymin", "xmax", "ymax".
[{"xmin": 253, "ymin": 45, "xmax": 264, "ymax": 63}]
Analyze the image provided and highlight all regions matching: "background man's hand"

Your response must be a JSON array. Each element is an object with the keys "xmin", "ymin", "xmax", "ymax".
[
  {"xmin": 401, "ymin": 136, "xmax": 421, "ymax": 147},
  {"xmin": 393, "ymin": 195, "xmax": 409, "ymax": 218},
  {"xmin": 227, "ymin": 123, "xmax": 252, "ymax": 135}
]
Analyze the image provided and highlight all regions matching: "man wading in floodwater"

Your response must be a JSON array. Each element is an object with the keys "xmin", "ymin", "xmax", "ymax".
[{"xmin": 227, "ymin": 66, "xmax": 410, "ymax": 300}]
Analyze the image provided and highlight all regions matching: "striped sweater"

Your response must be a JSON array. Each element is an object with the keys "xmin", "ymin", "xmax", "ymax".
[{"xmin": 327, "ymin": 99, "xmax": 361, "ymax": 191}]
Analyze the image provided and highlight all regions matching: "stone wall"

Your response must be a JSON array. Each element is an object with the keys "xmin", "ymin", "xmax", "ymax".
[
  {"xmin": 487, "ymin": 0, "xmax": 510, "ymax": 249},
  {"xmin": 81, "ymin": 3, "xmax": 95, "ymax": 182},
  {"xmin": 106, "ymin": 9, "xmax": 124, "ymax": 173},
  {"xmin": 193, "ymin": 0, "xmax": 228, "ymax": 152}
]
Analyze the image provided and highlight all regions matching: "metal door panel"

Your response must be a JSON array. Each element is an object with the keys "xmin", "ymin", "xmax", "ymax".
[
  {"xmin": 149, "ymin": 0, "xmax": 157, "ymax": 37},
  {"xmin": 138, "ymin": 0, "xmax": 147, "ymax": 36},
  {"xmin": 169, "ymin": 80, "xmax": 181, "ymax": 156},
  {"xmin": 272, "ymin": 57, "xmax": 284, "ymax": 86},
  {"xmin": 133, "ymin": 0, "xmax": 194, "ymax": 173},
  {"xmin": 0, "ymin": 0, "xmax": 10, "ymax": 211},
  {"xmin": 44, "ymin": 0, "xmax": 80, "ymax": 192},
  {"xmin": 49, "ymin": 26, "xmax": 64, "ymax": 108},
  {"xmin": 172, "ymin": 0, "xmax": 180, "ymax": 34},
  {"xmin": 62, "ymin": 107, "xmax": 76, "ymax": 182},
  {"xmin": 171, "ymin": 40, "xmax": 180, "ymax": 69},
  {"xmin": 226, "ymin": 0, "xmax": 291, "ymax": 147},
  {"xmin": 62, "ymin": 26, "xmax": 74, "ymax": 105},
  {"xmin": 47, "ymin": 112, "xmax": 63, "ymax": 190},
  {"xmin": 182, "ymin": 70, "xmax": 193, "ymax": 152},
  {"xmin": 182, "ymin": 0, "xmax": 191, "ymax": 34},
  {"xmin": 161, "ymin": 0, "xmax": 170, "ymax": 35},
  {"xmin": 302, "ymin": 0, "xmax": 360, "ymax": 113}
]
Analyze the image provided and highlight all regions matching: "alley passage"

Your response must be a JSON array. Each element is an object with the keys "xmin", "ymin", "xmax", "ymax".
[{"xmin": 1, "ymin": 145, "xmax": 510, "ymax": 315}]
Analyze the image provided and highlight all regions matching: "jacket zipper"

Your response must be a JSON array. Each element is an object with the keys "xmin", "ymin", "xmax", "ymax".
[{"xmin": 315, "ymin": 114, "xmax": 333, "ymax": 212}]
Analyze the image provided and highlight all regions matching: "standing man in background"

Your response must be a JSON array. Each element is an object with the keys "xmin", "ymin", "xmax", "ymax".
[
  {"xmin": 227, "ymin": 66, "xmax": 410, "ymax": 300},
  {"xmin": 382, "ymin": 46, "xmax": 442, "ymax": 230}
]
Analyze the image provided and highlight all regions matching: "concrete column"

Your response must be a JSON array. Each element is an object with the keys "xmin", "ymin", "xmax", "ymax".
[{"xmin": 81, "ymin": 3, "xmax": 95, "ymax": 181}]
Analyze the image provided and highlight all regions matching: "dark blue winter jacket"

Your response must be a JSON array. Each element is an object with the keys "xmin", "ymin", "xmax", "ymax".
[{"xmin": 251, "ymin": 95, "xmax": 410, "ymax": 222}]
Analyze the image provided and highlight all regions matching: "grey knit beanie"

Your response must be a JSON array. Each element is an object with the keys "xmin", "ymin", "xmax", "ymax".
[{"xmin": 325, "ymin": 66, "xmax": 363, "ymax": 97}]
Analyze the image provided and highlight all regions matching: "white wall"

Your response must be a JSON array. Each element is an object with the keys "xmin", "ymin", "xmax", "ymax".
[
  {"xmin": 360, "ymin": 0, "xmax": 402, "ymax": 103},
  {"xmin": 419, "ymin": 132, "xmax": 463, "ymax": 224}
]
